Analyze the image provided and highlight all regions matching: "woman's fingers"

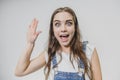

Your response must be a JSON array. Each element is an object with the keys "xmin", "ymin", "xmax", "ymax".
[
  {"xmin": 27, "ymin": 18, "xmax": 42, "ymax": 44},
  {"xmin": 29, "ymin": 19, "xmax": 35, "ymax": 28},
  {"xmin": 33, "ymin": 19, "xmax": 38, "ymax": 33},
  {"xmin": 29, "ymin": 18, "xmax": 38, "ymax": 33},
  {"xmin": 34, "ymin": 31, "xmax": 42, "ymax": 39}
]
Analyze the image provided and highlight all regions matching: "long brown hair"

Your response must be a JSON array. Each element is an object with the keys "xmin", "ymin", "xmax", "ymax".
[{"xmin": 44, "ymin": 7, "xmax": 93, "ymax": 80}]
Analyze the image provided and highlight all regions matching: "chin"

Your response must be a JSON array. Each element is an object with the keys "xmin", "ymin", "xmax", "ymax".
[{"xmin": 60, "ymin": 42, "xmax": 70, "ymax": 47}]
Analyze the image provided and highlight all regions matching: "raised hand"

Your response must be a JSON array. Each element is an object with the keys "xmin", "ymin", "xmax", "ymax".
[{"xmin": 27, "ymin": 18, "xmax": 41, "ymax": 44}]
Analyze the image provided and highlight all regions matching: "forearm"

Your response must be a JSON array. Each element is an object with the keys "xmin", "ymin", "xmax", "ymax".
[{"xmin": 15, "ymin": 43, "xmax": 34, "ymax": 76}]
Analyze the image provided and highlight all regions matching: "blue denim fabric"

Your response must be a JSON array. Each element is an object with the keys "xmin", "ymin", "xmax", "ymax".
[
  {"xmin": 52, "ymin": 41, "xmax": 88, "ymax": 80},
  {"xmin": 54, "ymin": 71, "xmax": 85, "ymax": 80}
]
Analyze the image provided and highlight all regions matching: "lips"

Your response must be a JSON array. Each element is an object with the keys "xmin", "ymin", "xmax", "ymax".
[{"xmin": 59, "ymin": 34, "xmax": 69, "ymax": 42}]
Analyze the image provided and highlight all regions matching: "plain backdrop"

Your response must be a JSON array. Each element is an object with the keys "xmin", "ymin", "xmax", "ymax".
[{"xmin": 0, "ymin": 0, "xmax": 120, "ymax": 80}]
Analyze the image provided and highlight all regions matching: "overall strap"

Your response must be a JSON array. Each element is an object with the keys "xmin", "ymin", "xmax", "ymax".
[
  {"xmin": 79, "ymin": 41, "xmax": 88, "ymax": 69},
  {"xmin": 52, "ymin": 55, "xmax": 57, "ymax": 69},
  {"xmin": 82, "ymin": 41, "xmax": 88, "ymax": 53}
]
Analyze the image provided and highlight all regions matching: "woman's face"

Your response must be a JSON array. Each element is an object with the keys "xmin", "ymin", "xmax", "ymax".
[{"xmin": 53, "ymin": 12, "xmax": 75, "ymax": 47}]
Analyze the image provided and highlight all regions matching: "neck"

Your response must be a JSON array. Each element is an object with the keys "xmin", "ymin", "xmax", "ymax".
[{"xmin": 61, "ymin": 46, "xmax": 70, "ymax": 54}]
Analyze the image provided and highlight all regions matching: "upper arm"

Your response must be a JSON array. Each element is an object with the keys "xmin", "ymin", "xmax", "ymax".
[
  {"xmin": 21, "ymin": 51, "xmax": 46, "ymax": 76},
  {"xmin": 91, "ymin": 48, "xmax": 102, "ymax": 80}
]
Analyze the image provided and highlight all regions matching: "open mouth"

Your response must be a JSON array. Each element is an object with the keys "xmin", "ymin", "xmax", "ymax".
[
  {"xmin": 60, "ymin": 34, "xmax": 69, "ymax": 37},
  {"xmin": 59, "ymin": 34, "xmax": 69, "ymax": 42}
]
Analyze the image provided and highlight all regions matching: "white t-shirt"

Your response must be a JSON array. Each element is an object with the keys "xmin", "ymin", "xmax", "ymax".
[{"xmin": 45, "ymin": 43, "xmax": 95, "ymax": 80}]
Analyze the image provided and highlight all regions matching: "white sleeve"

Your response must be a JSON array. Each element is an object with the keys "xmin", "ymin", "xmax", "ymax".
[{"xmin": 86, "ymin": 43, "xmax": 95, "ymax": 60}]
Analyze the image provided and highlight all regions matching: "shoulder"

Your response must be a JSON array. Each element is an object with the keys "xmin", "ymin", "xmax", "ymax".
[{"xmin": 83, "ymin": 41, "xmax": 95, "ymax": 60}]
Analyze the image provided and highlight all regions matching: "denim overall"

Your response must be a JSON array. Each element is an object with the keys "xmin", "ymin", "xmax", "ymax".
[{"xmin": 52, "ymin": 41, "xmax": 88, "ymax": 80}]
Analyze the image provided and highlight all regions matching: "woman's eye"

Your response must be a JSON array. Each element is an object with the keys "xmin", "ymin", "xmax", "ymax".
[
  {"xmin": 55, "ymin": 23, "xmax": 60, "ymax": 27},
  {"xmin": 66, "ymin": 22, "xmax": 72, "ymax": 26}
]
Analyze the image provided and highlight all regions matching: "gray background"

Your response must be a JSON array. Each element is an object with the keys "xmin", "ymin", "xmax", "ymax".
[{"xmin": 0, "ymin": 0, "xmax": 120, "ymax": 80}]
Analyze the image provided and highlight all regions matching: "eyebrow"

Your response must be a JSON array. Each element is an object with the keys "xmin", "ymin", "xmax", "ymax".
[
  {"xmin": 53, "ymin": 20, "xmax": 60, "ymax": 23},
  {"xmin": 53, "ymin": 19, "xmax": 73, "ymax": 23},
  {"xmin": 66, "ymin": 19, "xmax": 73, "ymax": 22}
]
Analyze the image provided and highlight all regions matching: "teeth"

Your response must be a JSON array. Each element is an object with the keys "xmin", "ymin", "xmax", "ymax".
[{"xmin": 60, "ymin": 35, "xmax": 69, "ymax": 37}]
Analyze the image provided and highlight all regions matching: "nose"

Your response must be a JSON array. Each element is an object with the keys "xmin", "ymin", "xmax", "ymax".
[{"xmin": 61, "ymin": 24, "xmax": 67, "ymax": 32}]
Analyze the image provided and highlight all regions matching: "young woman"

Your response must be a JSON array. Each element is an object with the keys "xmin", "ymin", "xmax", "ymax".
[{"xmin": 15, "ymin": 7, "xmax": 102, "ymax": 80}]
